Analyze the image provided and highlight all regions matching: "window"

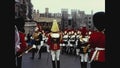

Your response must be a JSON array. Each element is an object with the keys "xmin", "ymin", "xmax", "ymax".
[
  {"xmin": 68, "ymin": 20, "xmax": 71, "ymax": 25},
  {"xmin": 89, "ymin": 26, "xmax": 91, "ymax": 28},
  {"xmin": 89, "ymin": 17, "xmax": 91, "ymax": 19},
  {"xmin": 89, "ymin": 21, "xmax": 91, "ymax": 24},
  {"xmin": 85, "ymin": 17, "xmax": 87, "ymax": 19}
]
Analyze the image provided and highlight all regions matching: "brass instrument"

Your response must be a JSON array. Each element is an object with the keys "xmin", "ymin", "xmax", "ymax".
[
  {"xmin": 79, "ymin": 36, "xmax": 90, "ymax": 53},
  {"xmin": 33, "ymin": 32, "xmax": 40, "ymax": 41},
  {"xmin": 83, "ymin": 44, "xmax": 90, "ymax": 53}
]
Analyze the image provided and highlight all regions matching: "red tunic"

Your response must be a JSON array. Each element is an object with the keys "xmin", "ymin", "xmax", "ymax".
[
  {"xmin": 17, "ymin": 32, "xmax": 27, "ymax": 53},
  {"xmin": 89, "ymin": 31, "xmax": 105, "ymax": 62},
  {"xmin": 47, "ymin": 33, "xmax": 62, "ymax": 51}
]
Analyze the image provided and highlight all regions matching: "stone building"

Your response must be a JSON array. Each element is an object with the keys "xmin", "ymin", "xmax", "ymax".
[
  {"xmin": 25, "ymin": 0, "xmax": 33, "ymax": 20},
  {"xmin": 71, "ymin": 9, "xmax": 77, "ymax": 29},
  {"xmin": 37, "ymin": 17, "xmax": 61, "ymax": 32},
  {"xmin": 85, "ymin": 14, "xmax": 94, "ymax": 30},
  {"xmin": 60, "ymin": 9, "xmax": 94, "ymax": 31},
  {"xmin": 61, "ymin": 9, "xmax": 69, "ymax": 31},
  {"xmin": 24, "ymin": 21, "xmax": 37, "ymax": 35},
  {"xmin": 15, "ymin": 0, "xmax": 34, "ymax": 35},
  {"xmin": 15, "ymin": 0, "xmax": 27, "ymax": 19}
]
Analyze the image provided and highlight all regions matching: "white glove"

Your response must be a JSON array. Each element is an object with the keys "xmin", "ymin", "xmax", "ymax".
[
  {"xmin": 16, "ymin": 45, "xmax": 20, "ymax": 51},
  {"xmin": 46, "ymin": 45, "xmax": 50, "ymax": 53},
  {"xmin": 41, "ymin": 41, "xmax": 44, "ymax": 46},
  {"xmin": 88, "ymin": 49, "xmax": 91, "ymax": 52},
  {"xmin": 47, "ymin": 49, "xmax": 50, "ymax": 53},
  {"xmin": 83, "ymin": 38, "xmax": 88, "ymax": 42},
  {"xmin": 25, "ymin": 51, "xmax": 28, "ymax": 53},
  {"xmin": 25, "ymin": 37, "xmax": 27, "ymax": 41},
  {"xmin": 60, "ymin": 44, "xmax": 63, "ymax": 46},
  {"xmin": 32, "ymin": 44, "xmax": 36, "ymax": 48}
]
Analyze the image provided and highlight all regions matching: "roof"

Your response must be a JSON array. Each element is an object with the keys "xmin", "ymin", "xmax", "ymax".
[{"xmin": 36, "ymin": 17, "xmax": 61, "ymax": 22}]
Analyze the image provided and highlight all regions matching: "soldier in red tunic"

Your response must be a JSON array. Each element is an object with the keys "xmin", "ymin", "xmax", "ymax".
[
  {"xmin": 15, "ymin": 17, "xmax": 27, "ymax": 68},
  {"xmin": 89, "ymin": 12, "xmax": 105, "ymax": 68},
  {"xmin": 61, "ymin": 29, "xmax": 69, "ymax": 54},
  {"xmin": 65, "ymin": 29, "xmax": 72, "ymax": 54},
  {"xmin": 47, "ymin": 20, "xmax": 62, "ymax": 68},
  {"xmin": 75, "ymin": 29, "xmax": 81, "ymax": 56},
  {"xmin": 68, "ymin": 29, "xmax": 76, "ymax": 55},
  {"xmin": 79, "ymin": 31, "xmax": 90, "ymax": 68}
]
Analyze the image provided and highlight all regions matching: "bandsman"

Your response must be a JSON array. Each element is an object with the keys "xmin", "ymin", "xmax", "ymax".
[{"xmin": 47, "ymin": 20, "xmax": 62, "ymax": 68}]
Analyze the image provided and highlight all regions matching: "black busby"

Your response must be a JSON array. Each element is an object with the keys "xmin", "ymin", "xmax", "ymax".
[
  {"xmin": 93, "ymin": 12, "xmax": 105, "ymax": 31},
  {"xmin": 15, "ymin": 17, "xmax": 25, "ymax": 33}
]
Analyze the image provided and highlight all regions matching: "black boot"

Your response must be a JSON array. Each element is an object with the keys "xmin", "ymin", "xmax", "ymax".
[
  {"xmin": 52, "ymin": 61, "xmax": 56, "ymax": 68},
  {"xmin": 38, "ymin": 55, "xmax": 41, "ymax": 59},
  {"xmin": 81, "ymin": 62, "xmax": 87, "ymax": 68},
  {"xmin": 81, "ymin": 62, "xmax": 83, "ymax": 68},
  {"xmin": 57, "ymin": 60, "xmax": 60, "ymax": 68},
  {"xmin": 31, "ymin": 49, "xmax": 35, "ymax": 60},
  {"xmin": 81, "ymin": 62, "xmax": 85, "ymax": 68},
  {"xmin": 38, "ymin": 50, "xmax": 41, "ymax": 59},
  {"xmin": 84, "ymin": 62, "xmax": 87, "ymax": 68}
]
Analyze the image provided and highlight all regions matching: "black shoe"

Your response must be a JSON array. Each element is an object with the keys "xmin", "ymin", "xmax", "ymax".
[
  {"xmin": 38, "ymin": 57, "xmax": 41, "ymax": 59},
  {"xmin": 81, "ymin": 62, "xmax": 84, "ymax": 68},
  {"xmin": 38, "ymin": 54, "xmax": 41, "ymax": 59},
  {"xmin": 84, "ymin": 62, "xmax": 87, "ymax": 68},
  {"xmin": 57, "ymin": 60, "xmax": 60, "ymax": 68},
  {"xmin": 52, "ymin": 61, "xmax": 56, "ymax": 68},
  {"xmin": 81, "ymin": 62, "xmax": 87, "ymax": 68}
]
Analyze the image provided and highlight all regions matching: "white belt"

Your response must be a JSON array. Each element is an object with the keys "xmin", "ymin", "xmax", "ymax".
[
  {"xmin": 63, "ymin": 40, "xmax": 67, "ymax": 41},
  {"xmin": 95, "ymin": 47, "xmax": 105, "ymax": 50},
  {"xmin": 70, "ymin": 40, "xmax": 75, "ymax": 42},
  {"xmin": 89, "ymin": 47, "xmax": 105, "ymax": 63}
]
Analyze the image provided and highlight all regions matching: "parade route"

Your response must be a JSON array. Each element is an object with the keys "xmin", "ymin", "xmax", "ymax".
[{"xmin": 22, "ymin": 52, "xmax": 90, "ymax": 68}]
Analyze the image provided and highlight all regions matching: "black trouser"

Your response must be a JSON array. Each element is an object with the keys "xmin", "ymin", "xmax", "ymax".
[
  {"xmin": 81, "ymin": 62, "xmax": 87, "ymax": 68},
  {"xmin": 52, "ymin": 60, "xmax": 60, "ymax": 68},
  {"xmin": 91, "ymin": 61, "xmax": 105, "ymax": 68},
  {"xmin": 61, "ymin": 46, "xmax": 66, "ymax": 54},
  {"xmin": 16, "ymin": 52, "xmax": 22, "ymax": 68}
]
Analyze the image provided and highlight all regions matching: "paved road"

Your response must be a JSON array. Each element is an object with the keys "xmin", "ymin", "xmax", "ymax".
[{"xmin": 22, "ymin": 52, "xmax": 90, "ymax": 68}]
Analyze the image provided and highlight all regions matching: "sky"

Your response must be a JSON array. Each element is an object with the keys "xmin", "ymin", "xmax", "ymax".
[{"xmin": 31, "ymin": 0, "xmax": 105, "ymax": 14}]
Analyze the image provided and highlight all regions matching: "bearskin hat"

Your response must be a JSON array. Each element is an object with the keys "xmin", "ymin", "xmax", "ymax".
[
  {"xmin": 15, "ymin": 17, "xmax": 25, "ymax": 32},
  {"xmin": 93, "ymin": 12, "xmax": 105, "ymax": 31}
]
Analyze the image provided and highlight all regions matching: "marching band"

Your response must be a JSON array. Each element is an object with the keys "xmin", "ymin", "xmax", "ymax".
[
  {"xmin": 15, "ymin": 11, "xmax": 105, "ymax": 68},
  {"xmin": 23, "ymin": 25, "xmax": 93, "ymax": 68}
]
